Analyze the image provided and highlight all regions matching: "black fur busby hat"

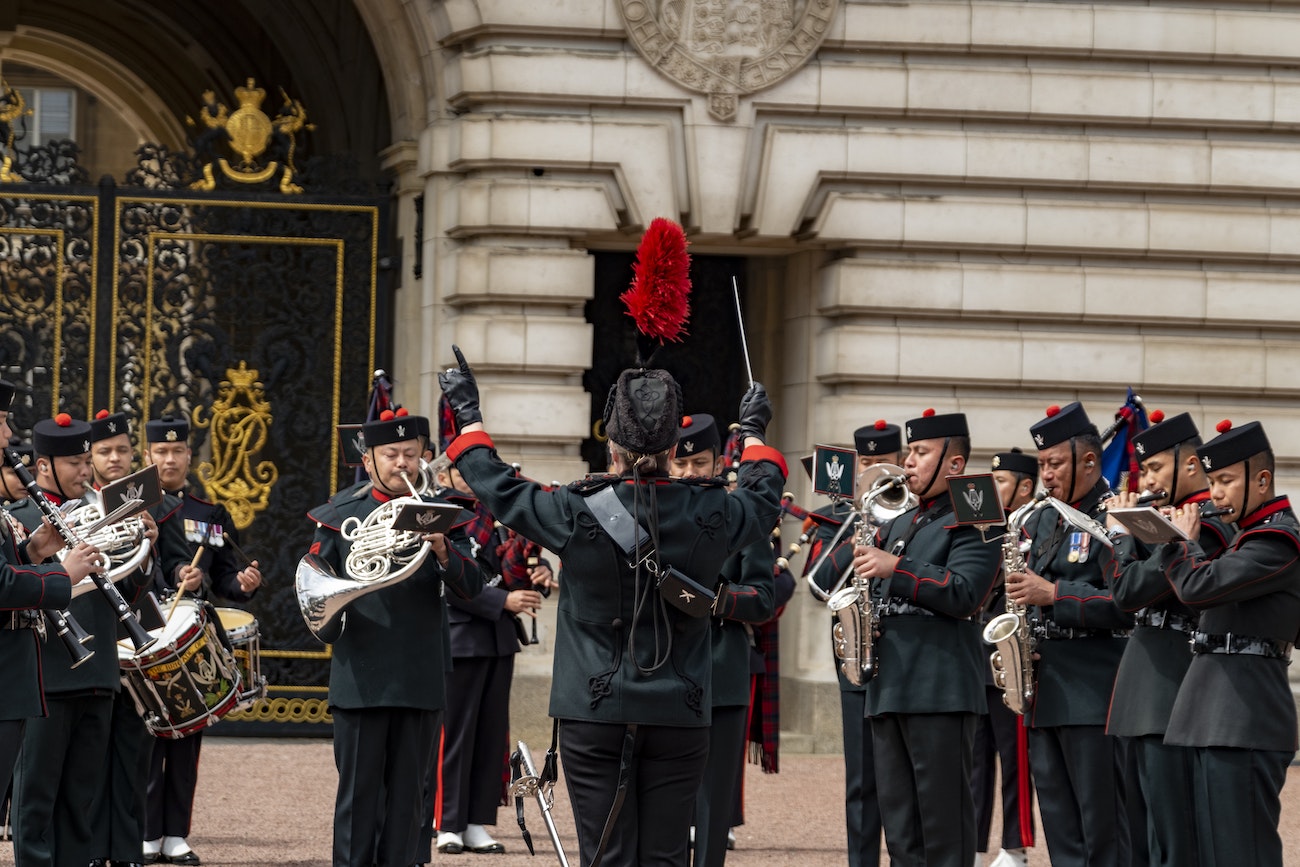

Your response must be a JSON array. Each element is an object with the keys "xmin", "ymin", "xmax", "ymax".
[{"xmin": 604, "ymin": 368, "xmax": 682, "ymax": 456}]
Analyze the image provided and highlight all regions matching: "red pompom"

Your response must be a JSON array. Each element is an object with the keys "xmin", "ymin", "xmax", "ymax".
[
  {"xmin": 395, "ymin": 407, "xmax": 409, "ymax": 418},
  {"xmin": 380, "ymin": 409, "xmax": 395, "ymax": 422},
  {"xmin": 874, "ymin": 419, "xmax": 887, "ymax": 430},
  {"xmin": 1216, "ymin": 419, "xmax": 1232, "ymax": 434},
  {"xmin": 95, "ymin": 409, "xmax": 109, "ymax": 420},
  {"xmin": 922, "ymin": 408, "xmax": 936, "ymax": 418},
  {"xmin": 1045, "ymin": 405, "xmax": 1061, "ymax": 417},
  {"xmin": 1149, "ymin": 409, "xmax": 1165, "ymax": 424},
  {"xmin": 681, "ymin": 415, "xmax": 692, "ymax": 427},
  {"xmin": 55, "ymin": 412, "xmax": 71, "ymax": 427},
  {"xmin": 621, "ymin": 217, "xmax": 691, "ymax": 343}
]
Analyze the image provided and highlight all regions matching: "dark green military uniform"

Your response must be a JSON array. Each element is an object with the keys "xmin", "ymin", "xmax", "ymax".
[
  {"xmin": 449, "ymin": 429, "xmax": 785, "ymax": 867},
  {"xmin": 866, "ymin": 484, "xmax": 999, "ymax": 867},
  {"xmin": 1022, "ymin": 477, "xmax": 1131, "ymax": 867},
  {"xmin": 805, "ymin": 500, "xmax": 882, "ymax": 867},
  {"xmin": 0, "ymin": 510, "xmax": 74, "ymax": 809},
  {"xmin": 1107, "ymin": 410, "xmax": 1237, "ymax": 867},
  {"xmin": 9, "ymin": 486, "xmax": 153, "ymax": 867},
  {"xmin": 693, "ymin": 538, "xmax": 775, "ymax": 867},
  {"xmin": 1155, "ymin": 419, "xmax": 1300, "ymax": 867},
  {"xmin": 308, "ymin": 415, "xmax": 482, "ymax": 867}
]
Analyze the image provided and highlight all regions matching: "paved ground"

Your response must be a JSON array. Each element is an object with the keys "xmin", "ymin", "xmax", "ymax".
[{"xmin": 2, "ymin": 737, "xmax": 1299, "ymax": 865}]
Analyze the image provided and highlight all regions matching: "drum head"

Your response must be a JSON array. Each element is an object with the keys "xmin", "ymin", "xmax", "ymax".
[{"xmin": 216, "ymin": 607, "xmax": 255, "ymax": 631}]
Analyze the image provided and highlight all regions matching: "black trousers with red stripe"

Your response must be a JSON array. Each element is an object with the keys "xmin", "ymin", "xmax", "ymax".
[
  {"xmin": 145, "ymin": 730, "xmax": 202, "ymax": 840},
  {"xmin": 971, "ymin": 684, "xmax": 1035, "ymax": 852}
]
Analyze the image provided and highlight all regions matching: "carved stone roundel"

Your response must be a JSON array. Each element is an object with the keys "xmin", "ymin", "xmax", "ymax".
[{"xmin": 620, "ymin": 0, "xmax": 839, "ymax": 122}]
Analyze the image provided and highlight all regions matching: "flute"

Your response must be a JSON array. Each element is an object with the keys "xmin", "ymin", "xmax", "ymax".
[{"xmin": 4, "ymin": 448, "xmax": 156, "ymax": 652}]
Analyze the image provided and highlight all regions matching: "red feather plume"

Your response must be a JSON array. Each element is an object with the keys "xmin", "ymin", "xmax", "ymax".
[{"xmin": 621, "ymin": 217, "xmax": 691, "ymax": 343}]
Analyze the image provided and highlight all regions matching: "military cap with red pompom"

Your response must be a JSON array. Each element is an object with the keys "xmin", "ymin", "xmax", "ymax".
[
  {"xmin": 1196, "ymin": 419, "xmax": 1270, "ymax": 472},
  {"xmin": 1029, "ymin": 401, "xmax": 1097, "ymax": 449},
  {"xmin": 854, "ymin": 419, "xmax": 901, "ymax": 456},
  {"xmin": 33, "ymin": 412, "xmax": 92, "ymax": 457},
  {"xmin": 905, "ymin": 408, "xmax": 968, "ymax": 444},
  {"xmin": 146, "ymin": 414, "xmax": 190, "ymax": 444},
  {"xmin": 1132, "ymin": 411, "xmax": 1199, "ymax": 461},
  {"xmin": 89, "ymin": 408, "xmax": 131, "ymax": 443},
  {"xmin": 676, "ymin": 412, "xmax": 720, "ymax": 457},
  {"xmin": 363, "ymin": 406, "xmax": 429, "ymax": 449}
]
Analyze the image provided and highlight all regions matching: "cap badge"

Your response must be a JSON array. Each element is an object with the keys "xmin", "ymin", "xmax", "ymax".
[
  {"xmin": 1034, "ymin": 433, "xmax": 1045, "ymax": 447},
  {"xmin": 906, "ymin": 425, "xmax": 912, "ymax": 438},
  {"xmin": 166, "ymin": 430, "xmax": 178, "ymax": 442},
  {"xmin": 82, "ymin": 440, "xmax": 90, "ymax": 452},
  {"xmin": 683, "ymin": 440, "xmax": 695, "ymax": 453},
  {"xmin": 867, "ymin": 440, "xmax": 877, "ymax": 453},
  {"xmin": 1202, "ymin": 455, "xmax": 1212, "ymax": 470},
  {"xmin": 396, "ymin": 424, "xmax": 406, "ymax": 437},
  {"xmin": 108, "ymin": 421, "xmax": 117, "ymax": 433},
  {"xmin": 992, "ymin": 455, "xmax": 1001, "ymax": 469}
]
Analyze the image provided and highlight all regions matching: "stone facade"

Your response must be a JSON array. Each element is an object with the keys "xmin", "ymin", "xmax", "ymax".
[{"xmin": 353, "ymin": 0, "xmax": 1300, "ymax": 751}]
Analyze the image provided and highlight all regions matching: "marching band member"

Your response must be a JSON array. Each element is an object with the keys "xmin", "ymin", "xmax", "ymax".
[
  {"xmin": 1163, "ymin": 419, "xmax": 1300, "ymax": 867},
  {"xmin": 306, "ymin": 408, "xmax": 482, "ymax": 867},
  {"xmin": 669, "ymin": 413, "xmax": 776, "ymax": 867},
  {"xmin": 1104, "ymin": 411, "xmax": 1231, "ymax": 866},
  {"xmin": 9, "ymin": 413, "xmax": 149, "ymax": 867},
  {"xmin": 440, "ymin": 346, "xmax": 785, "ymax": 867},
  {"xmin": 426, "ymin": 453, "xmax": 551, "ymax": 857},
  {"xmin": 87, "ymin": 409, "xmax": 181, "ymax": 867},
  {"xmin": 141, "ymin": 413, "xmax": 262, "ymax": 866},
  {"xmin": 0, "ymin": 384, "xmax": 91, "ymax": 852},
  {"xmin": 851, "ymin": 409, "xmax": 999, "ymax": 867},
  {"xmin": 802, "ymin": 420, "xmax": 901, "ymax": 867},
  {"xmin": 971, "ymin": 448, "xmax": 1038, "ymax": 867},
  {"xmin": 1006, "ymin": 403, "xmax": 1132, "ymax": 867}
]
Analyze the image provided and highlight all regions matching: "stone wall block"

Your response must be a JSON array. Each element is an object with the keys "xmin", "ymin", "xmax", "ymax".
[
  {"xmin": 1092, "ymin": 7, "xmax": 1215, "ymax": 56},
  {"xmin": 846, "ymin": 2, "xmax": 971, "ymax": 47},
  {"xmin": 818, "ymin": 62, "xmax": 907, "ymax": 112},
  {"xmin": 1206, "ymin": 274, "xmax": 1300, "ymax": 323},
  {"xmin": 1089, "ymin": 138, "xmax": 1209, "ymax": 187},
  {"xmin": 447, "ymin": 247, "xmax": 594, "ymax": 304},
  {"xmin": 1083, "ymin": 268, "xmax": 1206, "ymax": 321},
  {"xmin": 970, "ymin": 3, "xmax": 1093, "ymax": 52},
  {"xmin": 1022, "ymin": 332, "xmax": 1144, "ymax": 386},
  {"xmin": 848, "ymin": 127, "xmax": 966, "ymax": 179},
  {"xmin": 908, "ymin": 66, "xmax": 1031, "ymax": 116},
  {"xmin": 1143, "ymin": 336, "xmax": 1266, "ymax": 390},
  {"xmin": 811, "ymin": 194, "xmax": 904, "ymax": 244},
  {"xmin": 1152, "ymin": 74, "xmax": 1273, "ymax": 125},
  {"xmin": 962, "ymin": 264, "xmax": 1085, "ymax": 318},
  {"xmin": 816, "ymin": 326, "xmax": 902, "ymax": 382},
  {"xmin": 1148, "ymin": 204, "xmax": 1270, "ymax": 258},
  {"xmin": 899, "ymin": 326, "xmax": 1021, "ymax": 383},
  {"xmin": 1025, "ymin": 200, "xmax": 1149, "ymax": 253},
  {"xmin": 966, "ymin": 132, "xmax": 1086, "ymax": 184},
  {"xmin": 1030, "ymin": 69, "xmax": 1153, "ymax": 121},
  {"xmin": 819, "ymin": 259, "xmax": 963, "ymax": 313},
  {"xmin": 904, "ymin": 197, "xmax": 1026, "ymax": 248}
]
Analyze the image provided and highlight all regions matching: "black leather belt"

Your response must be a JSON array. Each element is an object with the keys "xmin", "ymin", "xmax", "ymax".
[
  {"xmin": 1135, "ymin": 609, "xmax": 1197, "ymax": 635},
  {"xmin": 2, "ymin": 610, "xmax": 42, "ymax": 631},
  {"xmin": 878, "ymin": 599, "xmax": 935, "ymax": 618},
  {"xmin": 1190, "ymin": 631, "xmax": 1293, "ymax": 661},
  {"xmin": 1037, "ymin": 623, "xmax": 1129, "ymax": 641}
]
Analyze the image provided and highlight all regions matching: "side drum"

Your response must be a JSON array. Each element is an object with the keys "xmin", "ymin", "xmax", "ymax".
[
  {"xmin": 215, "ymin": 607, "xmax": 268, "ymax": 710},
  {"xmin": 119, "ymin": 598, "xmax": 242, "ymax": 739}
]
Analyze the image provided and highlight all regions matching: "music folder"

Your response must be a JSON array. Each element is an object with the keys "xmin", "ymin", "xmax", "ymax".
[
  {"xmin": 389, "ymin": 502, "xmax": 462, "ymax": 535},
  {"xmin": 1107, "ymin": 507, "xmax": 1190, "ymax": 543},
  {"xmin": 947, "ymin": 474, "xmax": 1006, "ymax": 527},
  {"xmin": 99, "ymin": 464, "xmax": 162, "ymax": 515},
  {"xmin": 811, "ymin": 444, "xmax": 857, "ymax": 499}
]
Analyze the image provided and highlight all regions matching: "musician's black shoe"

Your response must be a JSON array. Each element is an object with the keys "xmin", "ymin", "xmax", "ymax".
[
  {"xmin": 463, "ymin": 824, "xmax": 505, "ymax": 854},
  {"xmin": 168, "ymin": 853, "xmax": 201, "ymax": 866},
  {"xmin": 142, "ymin": 855, "xmax": 162, "ymax": 865},
  {"xmin": 436, "ymin": 831, "xmax": 465, "ymax": 854},
  {"xmin": 109, "ymin": 862, "xmax": 145, "ymax": 867}
]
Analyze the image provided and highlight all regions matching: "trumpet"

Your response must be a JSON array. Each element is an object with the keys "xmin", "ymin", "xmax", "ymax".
[{"xmin": 296, "ymin": 467, "xmax": 434, "ymax": 641}]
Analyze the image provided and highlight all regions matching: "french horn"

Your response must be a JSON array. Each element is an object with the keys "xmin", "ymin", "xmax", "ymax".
[
  {"xmin": 61, "ymin": 493, "xmax": 151, "ymax": 597},
  {"xmin": 295, "ymin": 463, "xmax": 436, "ymax": 642}
]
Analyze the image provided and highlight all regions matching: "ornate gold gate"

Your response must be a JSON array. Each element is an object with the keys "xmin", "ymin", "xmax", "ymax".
[{"xmin": 0, "ymin": 81, "xmax": 392, "ymax": 733}]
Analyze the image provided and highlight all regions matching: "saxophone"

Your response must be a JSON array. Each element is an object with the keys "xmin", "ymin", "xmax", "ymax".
[
  {"xmin": 826, "ymin": 464, "xmax": 915, "ymax": 687},
  {"xmin": 982, "ymin": 492, "xmax": 1049, "ymax": 715}
]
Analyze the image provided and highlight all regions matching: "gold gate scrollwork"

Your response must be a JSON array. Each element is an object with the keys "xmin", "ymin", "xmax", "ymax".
[{"xmin": 193, "ymin": 361, "xmax": 278, "ymax": 530}]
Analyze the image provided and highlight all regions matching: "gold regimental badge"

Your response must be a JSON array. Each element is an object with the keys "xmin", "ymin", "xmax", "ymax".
[
  {"xmin": 187, "ymin": 78, "xmax": 314, "ymax": 193},
  {"xmin": 193, "ymin": 361, "xmax": 279, "ymax": 530}
]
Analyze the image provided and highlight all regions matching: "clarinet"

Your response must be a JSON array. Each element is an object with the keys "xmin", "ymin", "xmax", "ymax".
[
  {"xmin": 2, "ymin": 496, "xmax": 95, "ymax": 667},
  {"xmin": 4, "ymin": 448, "xmax": 156, "ymax": 652}
]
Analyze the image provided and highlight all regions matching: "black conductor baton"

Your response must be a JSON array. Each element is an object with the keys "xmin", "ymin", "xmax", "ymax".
[{"xmin": 4, "ymin": 447, "xmax": 156, "ymax": 652}]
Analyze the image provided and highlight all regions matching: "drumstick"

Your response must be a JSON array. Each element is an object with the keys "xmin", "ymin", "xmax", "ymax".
[{"xmin": 169, "ymin": 540, "xmax": 208, "ymax": 621}]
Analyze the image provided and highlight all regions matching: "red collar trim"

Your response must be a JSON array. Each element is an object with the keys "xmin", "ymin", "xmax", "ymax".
[
  {"xmin": 1240, "ymin": 496, "xmax": 1291, "ymax": 529},
  {"xmin": 1178, "ymin": 490, "xmax": 1212, "ymax": 507},
  {"xmin": 370, "ymin": 488, "xmax": 394, "ymax": 504},
  {"xmin": 41, "ymin": 489, "xmax": 65, "ymax": 507}
]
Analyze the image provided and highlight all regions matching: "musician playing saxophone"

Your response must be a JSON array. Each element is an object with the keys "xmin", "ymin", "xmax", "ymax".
[
  {"xmin": 1005, "ymin": 403, "xmax": 1133, "ymax": 867},
  {"xmin": 1103, "ymin": 411, "xmax": 1231, "ymax": 867},
  {"xmin": 305, "ymin": 408, "xmax": 483, "ymax": 867},
  {"xmin": 849, "ymin": 410, "xmax": 999, "ymax": 867},
  {"xmin": 801, "ymin": 420, "xmax": 899, "ymax": 867},
  {"xmin": 971, "ymin": 448, "xmax": 1038, "ymax": 867}
]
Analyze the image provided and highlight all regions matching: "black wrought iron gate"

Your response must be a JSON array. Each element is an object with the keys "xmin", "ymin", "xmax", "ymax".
[{"xmin": 0, "ymin": 171, "xmax": 391, "ymax": 734}]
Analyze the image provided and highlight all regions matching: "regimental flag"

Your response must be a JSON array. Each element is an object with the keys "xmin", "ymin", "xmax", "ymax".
[
  {"xmin": 356, "ymin": 370, "xmax": 395, "ymax": 483},
  {"xmin": 1100, "ymin": 387, "xmax": 1149, "ymax": 493}
]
